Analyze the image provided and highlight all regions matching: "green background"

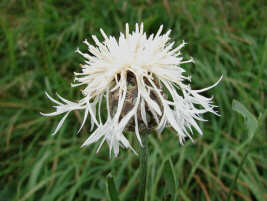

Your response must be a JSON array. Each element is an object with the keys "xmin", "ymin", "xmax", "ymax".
[{"xmin": 1, "ymin": 0, "xmax": 266, "ymax": 201}]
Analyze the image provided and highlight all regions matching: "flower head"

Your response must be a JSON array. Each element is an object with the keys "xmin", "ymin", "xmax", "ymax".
[{"xmin": 42, "ymin": 23, "xmax": 222, "ymax": 157}]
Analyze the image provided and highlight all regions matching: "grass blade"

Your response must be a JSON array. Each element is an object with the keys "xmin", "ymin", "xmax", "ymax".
[
  {"xmin": 163, "ymin": 158, "xmax": 177, "ymax": 201},
  {"xmin": 106, "ymin": 174, "xmax": 121, "ymax": 201},
  {"xmin": 138, "ymin": 132, "xmax": 148, "ymax": 201},
  {"xmin": 232, "ymin": 100, "xmax": 258, "ymax": 139},
  {"xmin": 227, "ymin": 100, "xmax": 259, "ymax": 201},
  {"xmin": 226, "ymin": 151, "xmax": 249, "ymax": 201}
]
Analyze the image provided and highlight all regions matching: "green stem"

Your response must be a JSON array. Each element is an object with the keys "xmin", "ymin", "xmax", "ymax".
[{"xmin": 138, "ymin": 132, "xmax": 148, "ymax": 201}]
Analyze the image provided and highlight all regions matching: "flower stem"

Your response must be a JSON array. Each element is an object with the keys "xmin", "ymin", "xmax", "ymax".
[{"xmin": 138, "ymin": 132, "xmax": 148, "ymax": 201}]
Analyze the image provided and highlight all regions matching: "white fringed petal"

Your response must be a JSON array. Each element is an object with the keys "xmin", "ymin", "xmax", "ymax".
[{"xmin": 42, "ymin": 23, "xmax": 221, "ymax": 157}]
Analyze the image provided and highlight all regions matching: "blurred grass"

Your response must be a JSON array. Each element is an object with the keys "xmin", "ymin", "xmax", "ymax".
[{"xmin": 0, "ymin": 0, "xmax": 266, "ymax": 201}]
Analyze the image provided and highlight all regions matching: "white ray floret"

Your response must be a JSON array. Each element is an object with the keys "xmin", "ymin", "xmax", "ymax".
[{"xmin": 42, "ymin": 23, "xmax": 222, "ymax": 157}]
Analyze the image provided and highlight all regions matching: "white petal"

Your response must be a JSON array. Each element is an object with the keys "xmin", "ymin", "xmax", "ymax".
[
  {"xmin": 81, "ymin": 127, "xmax": 104, "ymax": 147},
  {"xmin": 77, "ymin": 106, "xmax": 89, "ymax": 134},
  {"xmin": 56, "ymin": 93, "xmax": 75, "ymax": 105},
  {"xmin": 140, "ymin": 98, "xmax": 148, "ymax": 127},
  {"xmin": 52, "ymin": 111, "xmax": 70, "ymax": 135},
  {"xmin": 100, "ymin": 28, "xmax": 108, "ymax": 40},
  {"xmin": 134, "ymin": 113, "xmax": 143, "ymax": 146},
  {"xmin": 155, "ymin": 25, "xmax": 163, "ymax": 38},
  {"xmin": 125, "ymin": 23, "xmax": 129, "ymax": 38},
  {"xmin": 194, "ymin": 75, "xmax": 223, "ymax": 93},
  {"xmin": 45, "ymin": 92, "xmax": 62, "ymax": 105}
]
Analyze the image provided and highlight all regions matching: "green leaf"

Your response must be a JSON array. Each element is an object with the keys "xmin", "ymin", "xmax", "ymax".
[
  {"xmin": 106, "ymin": 174, "xmax": 121, "ymax": 201},
  {"xmin": 28, "ymin": 151, "xmax": 50, "ymax": 190},
  {"xmin": 232, "ymin": 100, "xmax": 258, "ymax": 138},
  {"xmin": 163, "ymin": 159, "xmax": 177, "ymax": 201},
  {"xmin": 226, "ymin": 151, "xmax": 249, "ymax": 201},
  {"xmin": 227, "ymin": 100, "xmax": 259, "ymax": 201}
]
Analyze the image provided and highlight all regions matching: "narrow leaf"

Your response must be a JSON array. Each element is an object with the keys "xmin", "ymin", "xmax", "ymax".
[
  {"xmin": 106, "ymin": 174, "xmax": 120, "ymax": 201},
  {"xmin": 163, "ymin": 159, "xmax": 177, "ymax": 201},
  {"xmin": 226, "ymin": 151, "xmax": 249, "ymax": 201},
  {"xmin": 232, "ymin": 100, "xmax": 258, "ymax": 139},
  {"xmin": 227, "ymin": 100, "xmax": 259, "ymax": 201}
]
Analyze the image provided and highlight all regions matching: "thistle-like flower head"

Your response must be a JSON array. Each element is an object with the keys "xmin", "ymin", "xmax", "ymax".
[{"xmin": 41, "ymin": 23, "xmax": 222, "ymax": 157}]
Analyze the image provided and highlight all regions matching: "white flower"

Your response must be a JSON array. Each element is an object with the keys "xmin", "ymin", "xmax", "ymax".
[{"xmin": 41, "ymin": 23, "xmax": 222, "ymax": 157}]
